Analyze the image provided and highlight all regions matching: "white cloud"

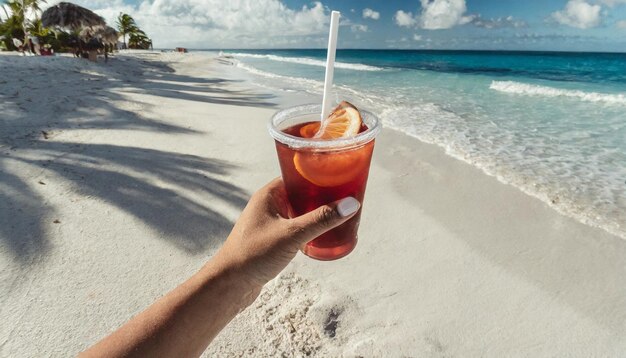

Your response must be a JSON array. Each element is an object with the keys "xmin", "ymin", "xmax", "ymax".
[
  {"xmin": 617, "ymin": 19, "xmax": 626, "ymax": 28},
  {"xmin": 413, "ymin": 34, "xmax": 422, "ymax": 41},
  {"xmin": 394, "ymin": 0, "xmax": 474, "ymax": 30},
  {"xmin": 394, "ymin": 2, "xmax": 527, "ymax": 31},
  {"xmin": 45, "ymin": 0, "xmax": 331, "ymax": 48},
  {"xmin": 351, "ymin": 24, "xmax": 368, "ymax": 32},
  {"xmin": 362, "ymin": 8, "xmax": 380, "ymax": 20},
  {"xmin": 419, "ymin": 0, "xmax": 474, "ymax": 29},
  {"xmin": 551, "ymin": 0, "xmax": 602, "ymax": 29},
  {"xmin": 394, "ymin": 10, "xmax": 417, "ymax": 27}
]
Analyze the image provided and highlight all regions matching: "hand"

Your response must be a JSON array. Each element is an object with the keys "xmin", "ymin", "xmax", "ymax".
[
  {"xmin": 215, "ymin": 177, "xmax": 360, "ymax": 288},
  {"xmin": 79, "ymin": 178, "xmax": 361, "ymax": 358}
]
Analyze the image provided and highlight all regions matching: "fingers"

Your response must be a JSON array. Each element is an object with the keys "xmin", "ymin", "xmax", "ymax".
[
  {"xmin": 257, "ymin": 177, "xmax": 284, "ymax": 199},
  {"xmin": 289, "ymin": 197, "xmax": 360, "ymax": 245},
  {"xmin": 256, "ymin": 178, "xmax": 361, "ymax": 246},
  {"xmin": 256, "ymin": 177, "xmax": 293, "ymax": 218}
]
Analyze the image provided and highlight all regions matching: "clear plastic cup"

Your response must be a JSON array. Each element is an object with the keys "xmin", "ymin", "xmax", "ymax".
[{"xmin": 269, "ymin": 104, "xmax": 381, "ymax": 260}]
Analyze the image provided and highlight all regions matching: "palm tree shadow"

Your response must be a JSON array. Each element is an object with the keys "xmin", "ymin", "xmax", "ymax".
[
  {"xmin": 2, "ymin": 141, "xmax": 249, "ymax": 260},
  {"xmin": 0, "ymin": 168, "xmax": 49, "ymax": 259},
  {"xmin": 64, "ymin": 143, "xmax": 244, "ymax": 248},
  {"xmin": 0, "ymin": 53, "xmax": 268, "ymax": 264}
]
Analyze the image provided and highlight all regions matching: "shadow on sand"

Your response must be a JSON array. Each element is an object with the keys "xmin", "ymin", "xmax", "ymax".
[{"xmin": 0, "ymin": 53, "xmax": 274, "ymax": 263}]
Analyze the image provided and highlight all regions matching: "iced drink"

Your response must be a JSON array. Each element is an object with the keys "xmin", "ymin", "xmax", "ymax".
[{"xmin": 269, "ymin": 103, "xmax": 380, "ymax": 260}]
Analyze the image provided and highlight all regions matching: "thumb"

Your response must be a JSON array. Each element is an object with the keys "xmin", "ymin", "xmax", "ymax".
[{"xmin": 289, "ymin": 197, "xmax": 361, "ymax": 245}]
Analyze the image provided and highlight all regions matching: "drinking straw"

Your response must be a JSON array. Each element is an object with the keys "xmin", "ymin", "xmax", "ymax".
[{"xmin": 321, "ymin": 11, "xmax": 340, "ymax": 121}]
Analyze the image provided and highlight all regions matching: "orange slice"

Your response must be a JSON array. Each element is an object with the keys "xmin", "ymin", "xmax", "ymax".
[
  {"xmin": 294, "ymin": 149, "xmax": 369, "ymax": 187},
  {"xmin": 313, "ymin": 101, "xmax": 362, "ymax": 139},
  {"xmin": 293, "ymin": 101, "xmax": 367, "ymax": 187},
  {"xmin": 299, "ymin": 122, "xmax": 320, "ymax": 138}
]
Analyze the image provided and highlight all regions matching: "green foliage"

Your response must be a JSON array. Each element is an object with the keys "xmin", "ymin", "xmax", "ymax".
[
  {"xmin": 128, "ymin": 29, "xmax": 151, "ymax": 49},
  {"xmin": 116, "ymin": 12, "xmax": 135, "ymax": 48},
  {"xmin": 0, "ymin": 6, "xmax": 23, "ymax": 50},
  {"xmin": 116, "ymin": 12, "xmax": 151, "ymax": 49},
  {"xmin": 20, "ymin": 0, "xmax": 46, "ymax": 14},
  {"xmin": 54, "ymin": 30, "xmax": 79, "ymax": 51},
  {"xmin": 1, "ymin": 3, "xmax": 151, "ymax": 53},
  {"xmin": 0, "ymin": 0, "xmax": 46, "ymax": 50},
  {"xmin": 28, "ymin": 17, "xmax": 48, "ymax": 37}
]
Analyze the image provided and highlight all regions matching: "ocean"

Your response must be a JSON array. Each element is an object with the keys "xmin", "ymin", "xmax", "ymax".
[{"xmin": 219, "ymin": 49, "xmax": 626, "ymax": 239}]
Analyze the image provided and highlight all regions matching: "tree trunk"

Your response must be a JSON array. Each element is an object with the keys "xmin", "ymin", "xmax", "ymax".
[{"xmin": 21, "ymin": 1, "xmax": 26, "ymax": 42}]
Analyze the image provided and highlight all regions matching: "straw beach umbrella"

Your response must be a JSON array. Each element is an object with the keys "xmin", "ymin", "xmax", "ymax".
[
  {"xmin": 80, "ymin": 25, "xmax": 118, "ymax": 45},
  {"xmin": 80, "ymin": 25, "xmax": 118, "ymax": 61},
  {"xmin": 99, "ymin": 26, "xmax": 119, "ymax": 45},
  {"xmin": 79, "ymin": 26, "xmax": 95, "ymax": 40},
  {"xmin": 42, "ymin": 2, "xmax": 105, "ymax": 60},
  {"xmin": 79, "ymin": 26, "xmax": 116, "ymax": 42},
  {"xmin": 41, "ymin": 2, "xmax": 105, "ymax": 31}
]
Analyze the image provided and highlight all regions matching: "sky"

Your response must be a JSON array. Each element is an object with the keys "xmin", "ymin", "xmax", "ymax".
[{"xmin": 42, "ymin": 0, "xmax": 626, "ymax": 51}]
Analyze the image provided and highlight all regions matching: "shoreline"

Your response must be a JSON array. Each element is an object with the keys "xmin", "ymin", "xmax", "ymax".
[
  {"xmin": 384, "ymin": 120, "xmax": 626, "ymax": 241},
  {"xmin": 1, "ymin": 51, "xmax": 625, "ymax": 356},
  {"xmin": 222, "ymin": 51, "xmax": 626, "ymax": 242}
]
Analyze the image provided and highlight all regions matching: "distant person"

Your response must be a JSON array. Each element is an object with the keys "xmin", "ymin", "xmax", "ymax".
[
  {"xmin": 27, "ymin": 38, "xmax": 35, "ymax": 55},
  {"xmin": 39, "ymin": 45, "xmax": 53, "ymax": 56},
  {"xmin": 79, "ymin": 178, "xmax": 361, "ymax": 357}
]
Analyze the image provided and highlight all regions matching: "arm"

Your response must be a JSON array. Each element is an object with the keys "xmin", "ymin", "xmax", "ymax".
[{"xmin": 80, "ymin": 178, "xmax": 360, "ymax": 358}]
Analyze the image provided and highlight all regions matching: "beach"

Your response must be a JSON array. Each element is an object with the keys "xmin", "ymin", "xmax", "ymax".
[{"xmin": 1, "ymin": 51, "xmax": 626, "ymax": 356}]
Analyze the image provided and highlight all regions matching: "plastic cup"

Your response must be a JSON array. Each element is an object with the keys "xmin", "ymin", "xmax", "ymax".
[{"xmin": 269, "ymin": 104, "xmax": 381, "ymax": 260}]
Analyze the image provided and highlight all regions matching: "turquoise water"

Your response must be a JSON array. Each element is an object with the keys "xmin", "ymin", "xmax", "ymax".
[{"xmin": 221, "ymin": 49, "xmax": 626, "ymax": 239}]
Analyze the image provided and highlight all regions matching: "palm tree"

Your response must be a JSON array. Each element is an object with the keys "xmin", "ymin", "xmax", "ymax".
[
  {"xmin": 128, "ymin": 29, "xmax": 151, "ymax": 49},
  {"xmin": 27, "ymin": 16, "xmax": 46, "ymax": 37},
  {"xmin": 11, "ymin": 0, "xmax": 45, "ymax": 34},
  {"xmin": 0, "ymin": 1, "xmax": 25, "ymax": 48},
  {"xmin": 3, "ymin": 0, "xmax": 23, "ymax": 34},
  {"xmin": 1, "ymin": 0, "xmax": 46, "ymax": 41},
  {"xmin": 115, "ymin": 12, "xmax": 136, "ymax": 49}
]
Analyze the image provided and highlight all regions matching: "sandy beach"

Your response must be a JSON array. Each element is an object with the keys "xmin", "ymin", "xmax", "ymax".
[{"xmin": 1, "ymin": 51, "xmax": 626, "ymax": 356}]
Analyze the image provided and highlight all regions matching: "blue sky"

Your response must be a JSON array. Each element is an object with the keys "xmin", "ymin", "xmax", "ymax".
[{"xmin": 48, "ymin": 0, "xmax": 626, "ymax": 51}]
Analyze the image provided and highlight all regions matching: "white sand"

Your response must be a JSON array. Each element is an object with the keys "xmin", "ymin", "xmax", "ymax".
[{"xmin": 1, "ymin": 51, "xmax": 625, "ymax": 357}]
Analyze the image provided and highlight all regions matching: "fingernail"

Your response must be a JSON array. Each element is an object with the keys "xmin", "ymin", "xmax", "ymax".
[{"xmin": 337, "ymin": 197, "xmax": 360, "ymax": 217}]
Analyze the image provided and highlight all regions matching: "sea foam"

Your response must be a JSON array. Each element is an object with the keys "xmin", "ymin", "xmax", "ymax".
[
  {"xmin": 227, "ymin": 56, "xmax": 626, "ymax": 241},
  {"xmin": 230, "ymin": 53, "xmax": 384, "ymax": 72},
  {"xmin": 490, "ymin": 80, "xmax": 626, "ymax": 105},
  {"xmin": 234, "ymin": 61, "xmax": 324, "ymax": 93}
]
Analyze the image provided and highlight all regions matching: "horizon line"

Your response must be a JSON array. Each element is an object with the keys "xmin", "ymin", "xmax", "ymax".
[{"xmin": 169, "ymin": 48, "xmax": 626, "ymax": 55}]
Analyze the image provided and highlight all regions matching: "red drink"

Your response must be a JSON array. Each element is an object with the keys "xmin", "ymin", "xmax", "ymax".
[{"xmin": 269, "ymin": 104, "xmax": 380, "ymax": 261}]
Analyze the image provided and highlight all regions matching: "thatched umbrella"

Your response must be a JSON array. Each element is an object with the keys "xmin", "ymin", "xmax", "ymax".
[
  {"xmin": 100, "ymin": 26, "xmax": 119, "ymax": 46},
  {"xmin": 79, "ymin": 26, "xmax": 95, "ymax": 40},
  {"xmin": 80, "ymin": 25, "xmax": 118, "ymax": 45},
  {"xmin": 41, "ymin": 2, "xmax": 105, "ymax": 31},
  {"xmin": 43, "ymin": 3, "xmax": 106, "ymax": 61},
  {"xmin": 79, "ymin": 25, "xmax": 119, "ymax": 62}
]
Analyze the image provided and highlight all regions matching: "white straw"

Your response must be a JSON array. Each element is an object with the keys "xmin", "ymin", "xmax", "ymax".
[{"xmin": 321, "ymin": 11, "xmax": 340, "ymax": 121}]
